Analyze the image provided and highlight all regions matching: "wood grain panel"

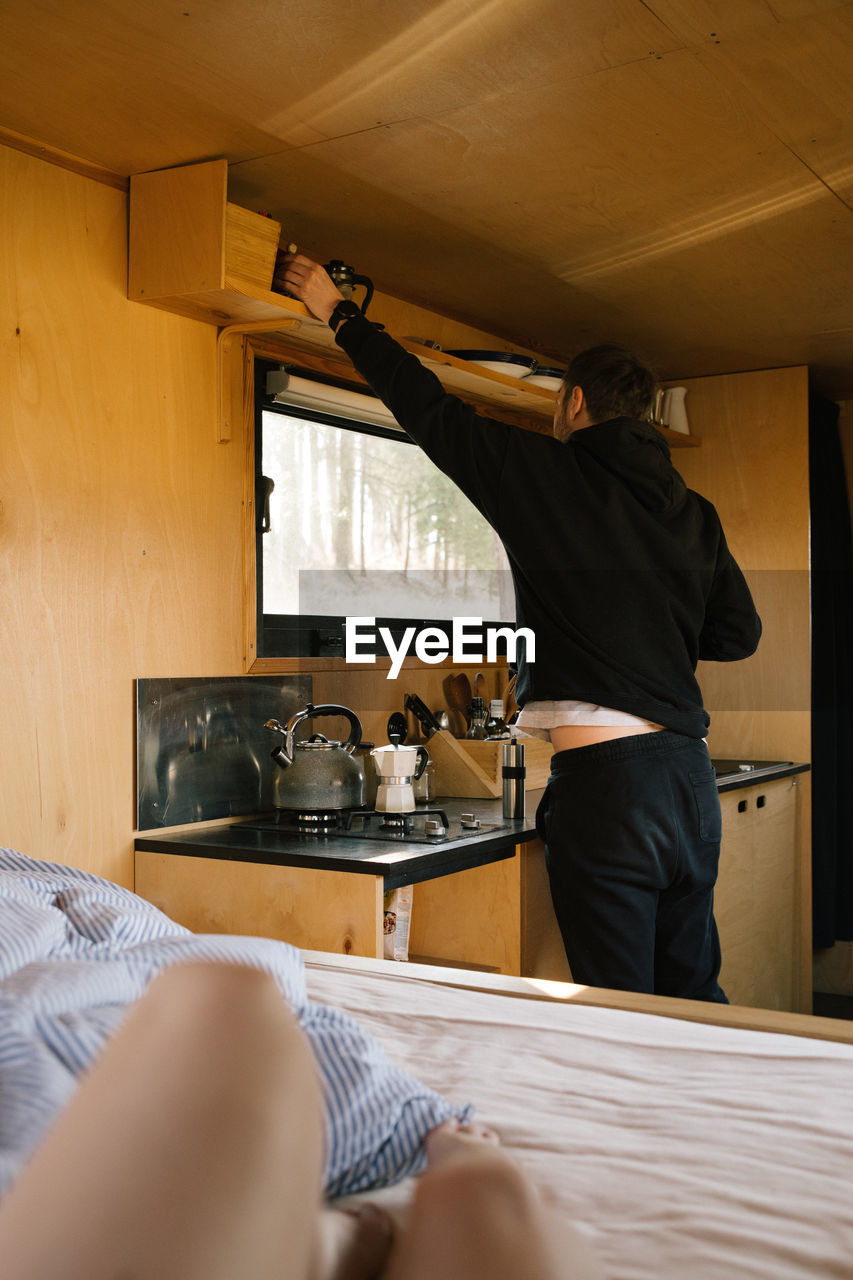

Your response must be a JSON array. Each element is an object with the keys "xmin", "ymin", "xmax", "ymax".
[
  {"xmin": 715, "ymin": 778, "xmax": 800, "ymax": 1010},
  {"xmin": 670, "ymin": 366, "xmax": 812, "ymax": 1010},
  {"xmin": 247, "ymin": 41, "xmax": 851, "ymax": 358},
  {"xmin": 408, "ymin": 853, "xmax": 522, "ymax": 975},
  {"xmin": 673, "ymin": 366, "xmax": 811, "ymax": 765},
  {"xmin": 521, "ymin": 839, "xmax": 573, "ymax": 983},
  {"xmin": 135, "ymin": 851, "xmax": 384, "ymax": 957},
  {"xmin": 129, "ymin": 159, "xmax": 227, "ymax": 300},
  {"xmin": 670, "ymin": 367, "xmax": 810, "ymax": 568},
  {"xmin": 1, "ymin": 0, "xmax": 853, "ymax": 395},
  {"xmin": 0, "ymin": 123, "xmax": 127, "ymax": 189},
  {"xmin": 645, "ymin": 0, "xmax": 848, "ymax": 43},
  {"xmin": 0, "ymin": 144, "xmax": 242, "ymax": 886},
  {"xmin": 689, "ymin": 5, "xmax": 853, "ymax": 205}
]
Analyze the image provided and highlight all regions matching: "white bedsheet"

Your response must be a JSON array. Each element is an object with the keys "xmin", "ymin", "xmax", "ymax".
[{"xmin": 306, "ymin": 962, "xmax": 853, "ymax": 1280}]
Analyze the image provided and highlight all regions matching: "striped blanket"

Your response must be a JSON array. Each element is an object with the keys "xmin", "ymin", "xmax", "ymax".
[{"xmin": 0, "ymin": 847, "xmax": 471, "ymax": 1198}]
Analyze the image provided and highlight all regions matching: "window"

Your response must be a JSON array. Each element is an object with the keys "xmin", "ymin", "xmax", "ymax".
[{"xmin": 255, "ymin": 358, "xmax": 514, "ymax": 658}]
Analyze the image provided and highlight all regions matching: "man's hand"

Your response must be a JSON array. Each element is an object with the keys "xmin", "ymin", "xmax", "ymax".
[{"xmin": 276, "ymin": 254, "xmax": 344, "ymax": 324}]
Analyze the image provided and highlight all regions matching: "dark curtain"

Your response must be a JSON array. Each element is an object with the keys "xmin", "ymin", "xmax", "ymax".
[{"xmin": 809, "ymin": 393, "xmax": 853, "ymax": 947}]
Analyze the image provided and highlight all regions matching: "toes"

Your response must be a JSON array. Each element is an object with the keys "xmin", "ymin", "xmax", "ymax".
[
  {"xmin": 425, "ymin": 1117, "xmax": 502, "ymax": 1167},
  {"xmin": 459, "ymin": 1122, "xmax": 500, "ymax": 1146}
]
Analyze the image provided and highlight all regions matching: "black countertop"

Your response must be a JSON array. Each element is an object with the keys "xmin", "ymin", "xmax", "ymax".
[
  {"xmin": 135, "ymin": 761, "xmax": 809, "ymax": 889},
  {"xmin": 135, "ymin": 795, "xmax": 538, "ymax": 891},
  {"xmin": 710, "ymin": 759, "xmax": 810, "ymax": 792}
]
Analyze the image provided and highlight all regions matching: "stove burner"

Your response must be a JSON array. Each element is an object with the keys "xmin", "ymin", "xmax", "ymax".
[
  {"xmin": 278, "ymin": 809, "xmax": 346, "ymax": 833},
  {"xmin": 346, "ymin": 807, "xmax": 450, "ymax": 836},
  {"xmin": 378, "ymin": 813, "xmax": 414, "ymax": 833}
]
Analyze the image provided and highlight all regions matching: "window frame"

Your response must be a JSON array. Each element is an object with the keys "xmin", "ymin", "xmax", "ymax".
[{"xmin": 250, "ymin": 353, "xmax": 514, "ymax": 668}]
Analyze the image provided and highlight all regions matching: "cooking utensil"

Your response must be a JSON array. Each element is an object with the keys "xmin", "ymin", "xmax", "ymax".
[
  {"xmin": 443, "ymin": 673, "xmax": 473, "ymax": 737},
  {"xmin": 372, "ymin": 740, "xmax": 429, "ymax": 813},
  {"xmin": 502, "ymin": 741, "xmax": 526, "ymax": 819},
  {"xmin": 387, "ymin": 712, "xmax": 408, "ymax": 743},
  {"xmin": 444, "ymin": 674, "xmax": 472, "ymax": 710},
  {"xmin": 265, "ymin": 703, "xmax": 364, "ymax": 811},
  {"xmin": 404, "ymin": 693, "xmax": 442, "ymax": 738},
  {"xmin": 503, "ymin": 673, "xmax": 519, "ymax": 721}
]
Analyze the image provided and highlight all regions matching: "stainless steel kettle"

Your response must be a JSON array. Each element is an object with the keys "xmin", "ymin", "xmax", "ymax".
[{"xmin": 265, "ymin": 703, "xmax": 365, "ymax": 811}]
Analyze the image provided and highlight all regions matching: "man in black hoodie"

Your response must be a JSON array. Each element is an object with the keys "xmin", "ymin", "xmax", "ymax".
[{"xmin": 281, "ymin": 255, "xmax": 762, "ymax": 1003}]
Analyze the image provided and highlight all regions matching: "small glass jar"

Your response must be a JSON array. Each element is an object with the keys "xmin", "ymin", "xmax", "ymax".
[{"xmin": 413, "ymin": 760, "xmax": 435, "ymax": 804}]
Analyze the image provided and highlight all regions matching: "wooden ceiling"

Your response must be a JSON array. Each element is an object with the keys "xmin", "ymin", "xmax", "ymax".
[{"xmin": 3, "ymin": 0, "xmax": 853, "ymax": 396}]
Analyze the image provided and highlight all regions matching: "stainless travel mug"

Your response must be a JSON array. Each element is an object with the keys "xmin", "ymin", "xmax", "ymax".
[{"xmin": 502, "ymin": 741, "xmax": 526, "ymax": 819}]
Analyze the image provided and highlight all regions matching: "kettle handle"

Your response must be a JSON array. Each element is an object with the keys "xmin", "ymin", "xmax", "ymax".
[
  {"xmin": 414, "ymin": 745, "xmax": 429, "ymax": 780},
  {"xmin": 301, "ymin": 704, "xmax": 363, "ymax": 755},
  {"xmin": 350, "ymin": 273, "xmax": 374, "ymax": 315}
]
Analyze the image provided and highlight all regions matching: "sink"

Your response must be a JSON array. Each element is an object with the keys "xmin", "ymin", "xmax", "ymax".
[{"xmin": 710, "ymin": 759, "xmax": 793, "ymax": 779}]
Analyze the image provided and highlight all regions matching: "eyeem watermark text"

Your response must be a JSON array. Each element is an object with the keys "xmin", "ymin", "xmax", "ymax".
[{"xmin": 346, "ymin": 616, "xmax": 536, "ymax": 679}]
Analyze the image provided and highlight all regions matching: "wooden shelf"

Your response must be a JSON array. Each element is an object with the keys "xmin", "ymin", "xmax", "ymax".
[{"xmin": 128, "ymin": 158, "xmax": 699, "ymax": 444}]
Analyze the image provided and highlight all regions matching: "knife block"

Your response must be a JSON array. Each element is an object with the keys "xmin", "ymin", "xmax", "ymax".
[{"xmin": 427, "ymin": 729, "xmax": 553, "ymax": 799}]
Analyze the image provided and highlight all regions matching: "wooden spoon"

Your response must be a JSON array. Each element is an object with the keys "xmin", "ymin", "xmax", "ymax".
[
  {"xmin": 444, "ymin": 673, "xmax": 472, "ymax": 712},
  {"xmin": 443, "ymin": 673, "xmax": 473, "ymax": 736}
]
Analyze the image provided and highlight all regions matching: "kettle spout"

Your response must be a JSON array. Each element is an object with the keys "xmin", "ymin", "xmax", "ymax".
[{"xmin": 264, "ymin": 718, "xmax": 294, "ymax": 768}]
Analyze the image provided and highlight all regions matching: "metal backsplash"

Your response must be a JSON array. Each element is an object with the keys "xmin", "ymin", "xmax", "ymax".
[{"xmin": 136, "ymin": 675, "xmax": 312, "ymax": 829}]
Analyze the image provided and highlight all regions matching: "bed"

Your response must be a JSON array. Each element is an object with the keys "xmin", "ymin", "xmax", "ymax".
[{"xmin": 2, "ymin": 846, "xmax": 853, "ymax": 1278}]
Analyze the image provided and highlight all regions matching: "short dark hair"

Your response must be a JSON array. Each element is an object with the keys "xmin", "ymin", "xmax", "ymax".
[{"xmin": 565, "ymin": 344, "xmax": 657, "ymax": 422}]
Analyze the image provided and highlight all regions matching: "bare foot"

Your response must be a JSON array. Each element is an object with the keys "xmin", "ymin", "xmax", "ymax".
[
  {"xmin": 312, "ymin": 1202, "xmax": 394, "ymax": 1280},
  {"xmin": 410, "ymin": 1117, "xmax": 606, "ymax": 1280}
]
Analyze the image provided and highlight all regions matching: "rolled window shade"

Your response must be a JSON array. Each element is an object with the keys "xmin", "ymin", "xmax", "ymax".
[{"xmin": 270, "ymin": 373, "xmax": 402, "ymax": 432}]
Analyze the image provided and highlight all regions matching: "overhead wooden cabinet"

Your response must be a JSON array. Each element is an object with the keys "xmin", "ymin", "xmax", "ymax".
[{"xmin": 127, "ymin": 157, "xmax": 698, "ymax": 444}]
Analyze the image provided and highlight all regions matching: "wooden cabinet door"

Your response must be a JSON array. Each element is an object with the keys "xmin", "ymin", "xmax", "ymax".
[
  {"xmin": 135, "ymin": 850, "xmax": 385, "ymax": 959},
  {"xmin": 715, "ymin": 778, "xmax": 801, "ymax": 1010}
]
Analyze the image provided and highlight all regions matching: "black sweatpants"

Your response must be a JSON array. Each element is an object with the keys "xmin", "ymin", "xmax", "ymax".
[{"xmin": 535, "ymin": 730, "xmax": 727, "ymax": 1002}]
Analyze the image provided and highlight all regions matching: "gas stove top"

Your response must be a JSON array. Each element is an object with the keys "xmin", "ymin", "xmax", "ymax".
[{"xmin": 240, "ymin": 807, "xmax": 504, "ymax": 845}]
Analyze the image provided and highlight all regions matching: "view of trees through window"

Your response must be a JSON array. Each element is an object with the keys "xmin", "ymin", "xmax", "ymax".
[{"xmin": 260, "ymin": 409, "xmax": 514, "ymax": 622}]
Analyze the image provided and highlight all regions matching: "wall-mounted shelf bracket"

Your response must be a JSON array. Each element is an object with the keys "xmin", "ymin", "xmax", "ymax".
[{"xmin": 217, "ymin": 319, "xmax": 300, "ymax": 443}]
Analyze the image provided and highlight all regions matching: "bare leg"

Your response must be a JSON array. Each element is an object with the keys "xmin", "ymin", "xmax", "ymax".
[
  {"xmin": 0, "ymin": 963, "xmax": 328, "ymax": 1280},
  {"xmin": 382, "ymin": 1119, "xmax": 605, "ymax": 1280},
  {"xmin": 315, "ymin": 1202, "xmax": 394, "ymax": 1280}
]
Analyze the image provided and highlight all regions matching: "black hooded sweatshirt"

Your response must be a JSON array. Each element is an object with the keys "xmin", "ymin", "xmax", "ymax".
[{"xmin": 336, "ymin": 315, "xmax": 761, "ymax": 738}]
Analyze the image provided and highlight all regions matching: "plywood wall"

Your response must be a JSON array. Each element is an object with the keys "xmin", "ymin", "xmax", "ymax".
[
  {"xmin": 0, "ymin": 144, "xmax": 516, "ymax": 887},
  {"xmin": 0, "ymin": 144, "xmax": 244, "ymax": 885},
  {"xmin": 672, "ymin": 366, "xmax": 811, "ymax": 764}
]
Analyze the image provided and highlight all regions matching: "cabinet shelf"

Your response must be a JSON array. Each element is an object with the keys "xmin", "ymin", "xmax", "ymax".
[{"xmin": 128, "ymin": 158, "xmax": 698, "ymax": 444}]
